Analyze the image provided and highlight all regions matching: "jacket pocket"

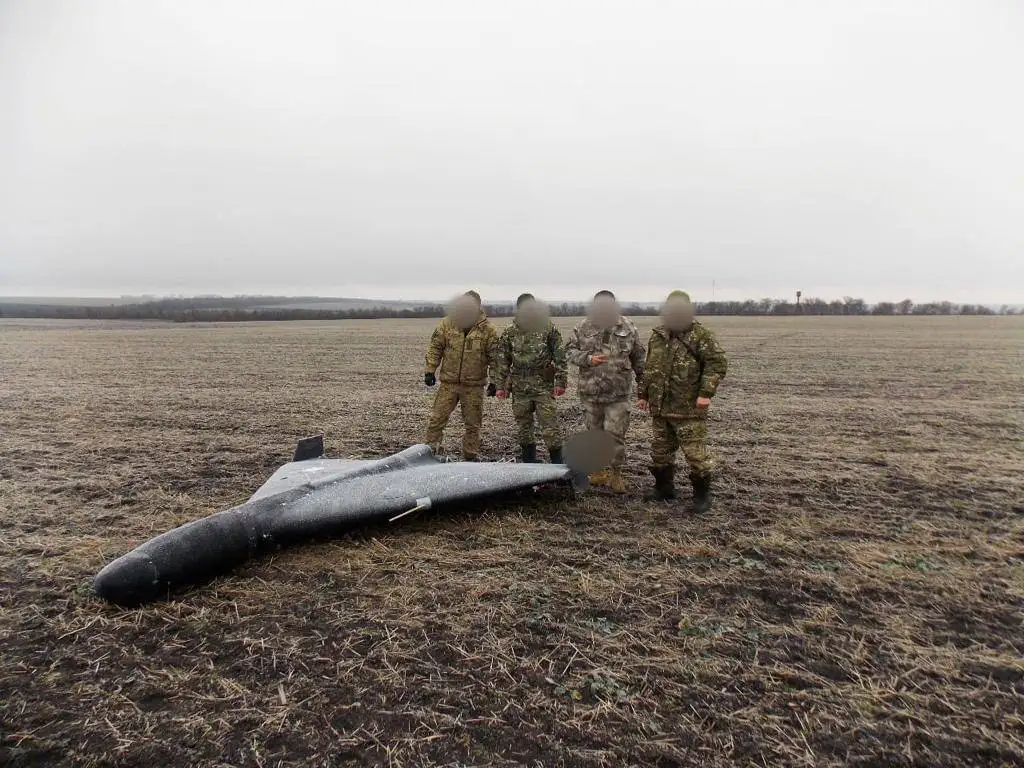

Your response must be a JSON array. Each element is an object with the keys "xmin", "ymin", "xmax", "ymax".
[
  {"xmin": 614, "ymin": 329, "xmax": 634, "ymax": 361},
  {"xmin": 672, "ymin": 355, "xmax": 701, "ymax": 387}
]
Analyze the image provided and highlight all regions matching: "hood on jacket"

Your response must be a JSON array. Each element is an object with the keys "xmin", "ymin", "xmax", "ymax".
[{"xmin": 652, "ymin": 322, "xmax": 696, "ymax": 340}]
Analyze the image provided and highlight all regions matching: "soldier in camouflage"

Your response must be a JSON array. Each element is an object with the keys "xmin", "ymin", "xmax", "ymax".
[
  {"xmin": 495, "ymin": 294, "xmax": 568, "ymax": 464},
  {"xmin": 423, "ymin": 291, "xmax": 500, "ymax": 460},
  {"xmin": 566, "ymin": 290, "xmax": 646, "ymax": 493},
  {"xmin": 638, "ymin": 291, "xmax": 728, "ymax": 512}
]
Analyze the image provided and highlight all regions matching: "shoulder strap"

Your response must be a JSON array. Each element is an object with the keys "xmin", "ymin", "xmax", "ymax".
[{"xmin": 681, "ymin": 334, "xmax": 705, "ymax": 375}]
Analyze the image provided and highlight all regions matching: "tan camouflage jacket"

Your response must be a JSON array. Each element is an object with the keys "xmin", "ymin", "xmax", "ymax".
[
  {"xmin": 495, "ymin": 320, "xmax": 568, "ymax": 394},
  {"xmin": 424, "ymin": 311, "xmax": 499, "ymax": 387},
  {"xmin": 566, "ymin": 317, "xmax": 646, "ymax": 404},
  {"xmin": 638, "ymin": 322, "xmax": 727, "ymax": 418}
]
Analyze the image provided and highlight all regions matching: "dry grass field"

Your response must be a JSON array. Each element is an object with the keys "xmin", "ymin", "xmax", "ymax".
[{"xmin": 1, "ymin": 315, "xmax": 1022, "ymax": 767}]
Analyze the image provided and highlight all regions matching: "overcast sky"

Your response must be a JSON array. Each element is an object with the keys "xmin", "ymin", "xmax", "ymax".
[{"xmin": 1, "ymin": 0, "xmax": 1022, "ymax": 303}]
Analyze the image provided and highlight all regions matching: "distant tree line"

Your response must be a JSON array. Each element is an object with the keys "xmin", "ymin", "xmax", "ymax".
[
  {"xmin": 674, "ymin": 297, "xmax": 1014, "ymax": 317},
  {"xmin": 0, "ymin": 296, "xmax": 1018, "ymax": 322}
]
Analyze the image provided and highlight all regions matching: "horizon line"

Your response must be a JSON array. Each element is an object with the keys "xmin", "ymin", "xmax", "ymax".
[{"xmin": 0, "ymin": 292, "xmax": 1020, "ymax": 308}]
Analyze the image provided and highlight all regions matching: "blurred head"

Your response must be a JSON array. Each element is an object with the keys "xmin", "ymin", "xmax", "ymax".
[
  {"xmin": 517, "ymin": 294, "xmax": 550, "ymax": 332},
  {"xmin": 449, "ymin": 294, "xmax": 480, "ymax": 330},
  {"xmin": 589, "ymin": 290, "xmax": 620, "ymax": 329},
  {"xmin": 516, "ymin": 293, "xmax": 535, "ymax": 309},
  {"xmin": 464, "ymin": 290, "xmax": 482, "ymax": 306},
  {"xmin": 661, "ymin": 290, "xmax": 695, "ymax": 332}
]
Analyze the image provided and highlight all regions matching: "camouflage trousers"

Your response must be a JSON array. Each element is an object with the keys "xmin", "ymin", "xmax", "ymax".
[
  {"xmin": 582, "ymin": 399, "xmax": 630, "ymax": 468},
  {"xmin": 511, "ymin": 390, "xmax": 562, "ymax": 449},
  {"xmin": 651, "ymin": 417, "xmax": 713, "ymax": 478},
  {"xmin": 425, "ymin": 383, "xmax": 484, "ymax": 459}
]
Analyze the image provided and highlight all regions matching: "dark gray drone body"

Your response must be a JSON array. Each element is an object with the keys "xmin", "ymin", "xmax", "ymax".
[{"xmin": 92, "ymin": 435, "xmax": 608, "ymax": 606}]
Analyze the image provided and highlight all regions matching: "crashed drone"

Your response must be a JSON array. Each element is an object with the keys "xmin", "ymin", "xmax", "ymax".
[{"xmin": 93, "ymin": 432, "xmax": 614, "ymax": 605}]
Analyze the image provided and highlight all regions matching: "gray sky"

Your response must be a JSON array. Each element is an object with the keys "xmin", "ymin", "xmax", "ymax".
[{"xmin": 1, "ymin": 0, "xmax": 1022, "ymax": 304}]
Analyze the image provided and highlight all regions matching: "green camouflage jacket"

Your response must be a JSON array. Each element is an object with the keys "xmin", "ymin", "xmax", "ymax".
[
  {"xmin": 495, "ymin": 320, "xmax": 568, "ymax": 394},
  {"xmin": 424, "ymin": 311, "xmax": 499, "ymax": 387},
  {"xmin": 638, "ymin": 322, "xmax": 727, "ymax": 418},
  {"xmin": 566, "ymin": 317, "xmax": 646, "ymax": 404}
]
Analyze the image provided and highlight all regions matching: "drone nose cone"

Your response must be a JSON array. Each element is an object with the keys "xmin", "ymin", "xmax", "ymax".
[{"xmin": 92, "ymin": 553, "xmax": 161, "ymax": 606}]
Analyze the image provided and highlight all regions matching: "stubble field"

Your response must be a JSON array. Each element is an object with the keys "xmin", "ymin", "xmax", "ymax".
[{"xmin": 0, "ymin": 315, "xmax": 1022, "ymax": 767}]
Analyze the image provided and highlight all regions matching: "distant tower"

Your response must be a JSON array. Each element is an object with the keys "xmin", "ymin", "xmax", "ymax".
[{"xmin": 796, "ymin": 291, "xmax": 802, "ymax": 314}]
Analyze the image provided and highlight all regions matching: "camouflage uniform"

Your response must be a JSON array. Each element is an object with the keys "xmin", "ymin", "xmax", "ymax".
[
  {"xmin": 495, "ymin": 320, "xmax": 567, "ymax": 452},
  {"xmin": 424, "ymin": 311, "xmax": 499, "ymax": 459},
  {"xmin": 638, "ymin": 322, "xmax": 727, "ymax": 478},
  {"xmin": 566, "ymin": 317, "xmax": 645, "ymax": 469}
]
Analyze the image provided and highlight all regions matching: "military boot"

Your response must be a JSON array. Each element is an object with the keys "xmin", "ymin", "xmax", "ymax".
[
  {"xmin": 548, "ymin": 446, "xmax": 564, "ymax": 464},
  {"xmin": 643, "ymin": 466, "xmax": 677, "ymax": 501},
  {"xmin": 607, "ymin": 468, "xmax": 627, "ymax": 494},
  {"xmin": 520, "ymin": 444, "xmax": 538, "ymax": 463},
  {"xmin": 691, "ymin": 473, "xmax": 712, "ymax": 513}
]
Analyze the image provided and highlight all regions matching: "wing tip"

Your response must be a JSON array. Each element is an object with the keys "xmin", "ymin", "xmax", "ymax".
[{"xmin": 293, "ymin": 434, "xmax": 325, "ymax": 462}]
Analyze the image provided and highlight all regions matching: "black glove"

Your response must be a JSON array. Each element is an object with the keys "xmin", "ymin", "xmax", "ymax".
[
  {"xmin": 424, "ymin": 372, "xmax": 436, "ymax": 387},
  {"xmin": 486, "ymin": 382, "xmax": 497, "ymax": 397}
]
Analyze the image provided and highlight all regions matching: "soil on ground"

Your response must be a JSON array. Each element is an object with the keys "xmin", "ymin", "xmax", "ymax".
[{"xmin": 1, "ymin": 316, "xmax": 1022, "ymax": 767}]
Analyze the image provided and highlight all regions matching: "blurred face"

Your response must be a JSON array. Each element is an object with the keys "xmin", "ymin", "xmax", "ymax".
[
  {"xmin": 449, "ymin": 295, "xmax": 479, "ymax": 330},
  {"xmin": 517, "ymin": 299, "xmax": 549, "ymax": 332},
  {"xmin": 589, "ymin": 296, "xmax": 620, "ymax": 329},
  {"xmin": 662, "ymin": 298, "xmax": 695, "ymax": 332}
]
